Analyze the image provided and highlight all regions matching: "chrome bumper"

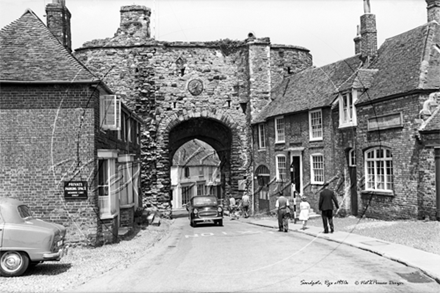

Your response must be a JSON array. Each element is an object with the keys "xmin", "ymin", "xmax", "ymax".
[{"xmin": 43, "ymin": 245, "xmax": 69, "ymax": 260}]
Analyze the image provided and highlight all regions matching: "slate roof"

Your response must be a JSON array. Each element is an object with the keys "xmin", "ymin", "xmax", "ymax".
[
  {"xmin": 254, "ymin": 55, "xmax": 362, "ymax": 123},
  {"xmin": 357, "ymin": 21, "xmax": 440, "ymax": 104},
  {"xmin": 0, "ymin": 9, "xmax": 96, "ymax": 82}
]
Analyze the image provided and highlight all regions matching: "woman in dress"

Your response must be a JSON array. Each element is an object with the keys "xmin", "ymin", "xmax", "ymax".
[{"xmin": 298, "ymin": 196, "xmax": 310, "ymax": 230}]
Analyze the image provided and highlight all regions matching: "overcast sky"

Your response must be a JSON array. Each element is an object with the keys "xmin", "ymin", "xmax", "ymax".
[{"xmin": 0, "ymin": 0, "xmax": 429, "ymax": 67}]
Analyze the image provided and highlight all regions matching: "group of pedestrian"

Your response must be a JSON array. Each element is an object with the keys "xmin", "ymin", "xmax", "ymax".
[
  {"xmin": 228, "ymin": 192, "xmax": 250, "ymax": 220},
  {"xmin": 275, "ymin": 182, "xmax": 339, "ymax": 234},
  {"xmin": 228, "ymin": 182, "xmax": 339, "ymax": 234}
]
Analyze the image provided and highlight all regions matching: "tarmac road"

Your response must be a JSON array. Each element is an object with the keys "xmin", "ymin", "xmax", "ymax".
[{"xmin": 69, "ymin": 217, "xmax": 439, "ymax": 293}]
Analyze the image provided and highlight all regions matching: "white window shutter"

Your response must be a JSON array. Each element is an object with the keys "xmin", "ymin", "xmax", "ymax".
[{"xmin": 100, "ymin": 95, "xmax": 121, "ymax": 130}]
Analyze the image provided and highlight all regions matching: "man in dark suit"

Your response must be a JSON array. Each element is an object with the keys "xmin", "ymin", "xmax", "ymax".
[{"xmin": 318, "ymin": 182, "xmax": 339, "ymax": 234}]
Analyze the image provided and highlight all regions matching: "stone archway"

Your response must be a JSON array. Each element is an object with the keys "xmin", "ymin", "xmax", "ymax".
[
  {"xmin": 145, "ymin": 109, "xmax": 250, "ymax": 217},
  {"xmin": 169, "ymin": 117, "xmax": 233, "ymax": 204}
]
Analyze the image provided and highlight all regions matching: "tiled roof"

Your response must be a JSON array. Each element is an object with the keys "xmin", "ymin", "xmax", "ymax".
[
  {"xmin": 173, "ymin": 140, "xmax": 220, "ymax": 166},
  {"xmin": 358, "ymin": 22, "xmax": 440, "ymax": 104},
  {"xmin": 0, "ymin": 9, "xmax": 96, "ymax": 82},
  {"xmin": 254, "ymin": 55, "xmax": 362, "ymax": 123}
]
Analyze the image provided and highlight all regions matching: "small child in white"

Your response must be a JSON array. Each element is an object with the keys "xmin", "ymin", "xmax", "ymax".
[{"xmin": 299, "ymin": 196, "xmax": 310, "ymax": 230}]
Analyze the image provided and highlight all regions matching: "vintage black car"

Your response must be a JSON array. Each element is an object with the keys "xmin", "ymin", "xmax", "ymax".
[{"xmin": 186, "ymin": 195, "xmax": 223, "ymax": 227}]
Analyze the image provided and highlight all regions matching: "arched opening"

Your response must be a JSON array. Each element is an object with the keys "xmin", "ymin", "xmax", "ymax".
[
  {"xmin": 171, "ymin": 139, "xmax": 221, "ymax": 209},
  {"xmin": 169, "ymin": 118, "xmax": 233, "ymax": 209}
]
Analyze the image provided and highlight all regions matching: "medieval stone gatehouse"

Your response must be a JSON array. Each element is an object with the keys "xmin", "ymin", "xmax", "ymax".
[{"xmin": 74, "ymin": 5, "xmax": 313, "ymax": 216}]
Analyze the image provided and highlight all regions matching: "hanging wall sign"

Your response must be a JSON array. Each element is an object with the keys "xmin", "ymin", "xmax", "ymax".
[{"xmin": 64, "ymin": 181, "xmax": 88, "ymax": 199}]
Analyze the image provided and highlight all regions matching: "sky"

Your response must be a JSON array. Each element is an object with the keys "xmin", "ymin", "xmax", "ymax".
[{"xmin": 0, "ymin": 0, "xmax": 429, "ymax": 67}]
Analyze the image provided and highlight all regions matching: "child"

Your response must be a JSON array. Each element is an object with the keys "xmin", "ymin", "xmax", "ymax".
[{"xmin": 298, "ymin": 196, "xmax": 310, "ymax": 230}]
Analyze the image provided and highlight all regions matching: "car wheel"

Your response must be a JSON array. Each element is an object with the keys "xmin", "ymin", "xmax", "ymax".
[{"xmin": 0, "ymin": 251, "xmax": 30, "ymax": 277}]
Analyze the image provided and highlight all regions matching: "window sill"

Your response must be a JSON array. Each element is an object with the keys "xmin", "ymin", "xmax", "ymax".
[
  {"xmin": 275, "ymin": 141, "xmax": 285, "ymax": 144},
  {"xmin": 360, "ymin": 190, "xmax": 395, "ymax": 197},
  {"xmin": 120, "ymin": 203, "xmax": 135, "ymax": 209},
  {"xmin": 339, "ymin": 123, "xmax": 357, "ymax": 129},
  {"xmin": 100, "ymin": 213, "xmax": 118, "ymax": 220},
  {"xmin": 309, "ymin": 138, "xmax": 323, "ymax": 142}
]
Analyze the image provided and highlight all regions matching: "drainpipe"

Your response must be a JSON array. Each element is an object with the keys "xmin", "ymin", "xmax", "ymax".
[{"xmin": 435, "ymin": 147, "xmax": 440, "ymax": 221}]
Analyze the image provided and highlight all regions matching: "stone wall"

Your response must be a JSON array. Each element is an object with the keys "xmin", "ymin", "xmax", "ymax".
[{"xmin": 74, "ymin": 6, "xmax": 313, "ymax": 215}]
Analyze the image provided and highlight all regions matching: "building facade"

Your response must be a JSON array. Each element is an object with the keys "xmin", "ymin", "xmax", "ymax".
[
  {"xmin": 252, "ymin": 0, "xmax": 440, "ymax": 220},
  {"xmin": 0, "ymin": 4, "xmax": 142, "ymax": 245}
]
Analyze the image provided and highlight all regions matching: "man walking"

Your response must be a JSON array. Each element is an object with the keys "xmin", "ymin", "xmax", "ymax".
[
  {"xmin": 275, "ymin": 191, "xmax": 290, "ymax": 232},
  {"xmin": 241, "ymin": 192, "xmax": 250, "ymax": 218},
  {"xmin": 318, "ymin": 182, "xmax": 339, "ymax": 234}
]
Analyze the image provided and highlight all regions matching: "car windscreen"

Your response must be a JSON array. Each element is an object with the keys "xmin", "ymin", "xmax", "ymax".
[
  {"xmin": 17, "ymin": 205, "xmax": 33, "ymax": 219},
  {"xmin": 192, "ymin": 197, "xmax": 218, "ymax": 207}
]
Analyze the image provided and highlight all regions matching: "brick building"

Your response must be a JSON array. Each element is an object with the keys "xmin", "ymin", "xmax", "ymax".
[
  {"xmin": 0, "ymin": 4, "xmax": 142, "ymax": 245},
  {"xmin": 252, "ymin": 0, "xmax": 440, "ymax": 220}
]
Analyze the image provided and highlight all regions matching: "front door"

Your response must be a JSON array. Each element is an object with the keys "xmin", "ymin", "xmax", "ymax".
[
  {"xmin": 291, "ymin": 156, "xmax": 301, "ymax": 193},
  {"xmin": 349, "ymin": 166, "xmax": 358, "ymax": 216}
]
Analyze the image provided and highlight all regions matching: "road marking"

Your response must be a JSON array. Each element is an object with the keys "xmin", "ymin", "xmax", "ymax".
[{"xmin": 185, "ymin": 230, "xmax": 269, "ymax": 238}]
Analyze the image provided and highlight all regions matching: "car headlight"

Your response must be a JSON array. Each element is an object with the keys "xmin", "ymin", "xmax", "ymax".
[
  {"xmin": 217, "ymin": 207, "xmax": 223, "ymax": 213},
  {"xmin": 194, "ymin": 208, "xmax": 198, "ymax": 214}
]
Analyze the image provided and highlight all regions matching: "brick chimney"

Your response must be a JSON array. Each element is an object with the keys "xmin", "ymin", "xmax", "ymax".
[
  {"xmin": 353, "ymin": 25, "xmax": 361, "ymax": 55},
  {"xmin": 46, "ymin": 0, "xmax": 72, "ymax": 52},
  {"xmin": 360, "ymin": 0, "xmax": 377, "ymax": 60},
  {"xmin": 426, "ymin": 0, "xmax": 440, "ymax": 22},
  {"xmin": 117, "ymin": 5, "xmax": 151, "ymax": 39}
]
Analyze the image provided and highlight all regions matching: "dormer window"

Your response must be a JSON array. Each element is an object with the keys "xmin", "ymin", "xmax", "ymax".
[{"xmin": 339, "ymin": 90, "xmax": 357, "ymax": 128}]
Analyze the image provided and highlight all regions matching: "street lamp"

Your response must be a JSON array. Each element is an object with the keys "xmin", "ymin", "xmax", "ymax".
[{"xmin": 290, "ymin": 162, "xmax": 297, "ymax": 223}]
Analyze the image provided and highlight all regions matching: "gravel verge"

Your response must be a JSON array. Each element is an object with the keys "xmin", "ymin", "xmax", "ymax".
[{"xmin": 0, "ymin": 220, "xmax": 171, "ymax": 293}]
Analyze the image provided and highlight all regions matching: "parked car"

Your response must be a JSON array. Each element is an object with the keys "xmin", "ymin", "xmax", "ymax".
[
  {"xmin": 186, "ymin": 195, "xmax": 223, "ymax": 227},
  {"xmin": 0, "ymin": 197, "xmax": 68, "ymax": 277}
]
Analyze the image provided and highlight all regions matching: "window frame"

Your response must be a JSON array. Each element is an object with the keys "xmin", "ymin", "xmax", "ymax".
[
  {"xmin": 339, "ymin": 90, "xmax": 358, "ymax": 128},
  {"xmin": 309, "ymin": 109, "xmax": 323, "ymax": 141},
  {"xmin": 364, "ymin": 147, "xmax": 393, "ymax": 192},
  {"xmin": 348, "ymin": 149, "xmax": 356, "ymax": 167},
  {"xmin": 276, "ymin": 154, "xmax": 287, "ymax": 181},
  {"xmin": 274, "ymin": 117, "xmax": 285, "ymax": 144},
  {"xmin": 100, "ymin": 95, "xmax": 121, "ymax": 131},
  {"xmin": 310, "ymin": 153, "xmax": 324, "ymax": 184},
  {"xmin": 258, "ymin": 123, "xmax": 266, "ymax": 149}
]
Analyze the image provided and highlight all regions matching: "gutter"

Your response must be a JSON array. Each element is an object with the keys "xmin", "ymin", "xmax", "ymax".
[{"xmin": 0, "ymin": 79, "xmax": 113, "ymax": 94}]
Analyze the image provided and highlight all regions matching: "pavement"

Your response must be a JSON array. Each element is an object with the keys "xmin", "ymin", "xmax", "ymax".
[
  {"xmin": 237, "ymin": 215, "xmax": 440, "ymax": 285},
  {"xmin": 171, "ymin": 208, "xmax": 440, "ymax": 284}
]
